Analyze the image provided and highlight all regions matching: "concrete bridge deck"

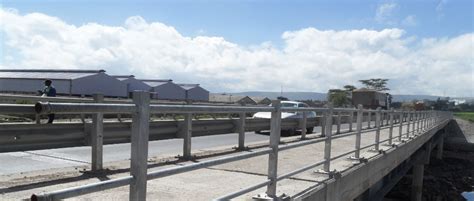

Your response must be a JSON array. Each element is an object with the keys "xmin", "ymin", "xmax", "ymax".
[{"xmin": 0, "ymin": 119, "xmax": 449, "ymax": 200}]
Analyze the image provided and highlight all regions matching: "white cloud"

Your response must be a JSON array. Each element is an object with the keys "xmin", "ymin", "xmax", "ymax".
[
  {"xmin": 436, "ymin": 0, "xmax": 448, "ymax": 18},
  {"xmin": 402, "ymin": 15, "xmax": 417, "ymax": 26},
  {"xmin": 1, "ymin": 9, "xmax": 473, "ymax": 97},
  {"xmin": 375, "ymin": 3, "xmax": 398, "ymax": 24}
]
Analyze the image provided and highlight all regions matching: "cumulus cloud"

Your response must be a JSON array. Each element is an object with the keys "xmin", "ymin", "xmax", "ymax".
[
  {"xmin": 0, "ymin": 8, "xmax": 473, "ymax": 97},
  {"xmin": 402, "ymin": 15, "xmax": 417, "ymax": 26},
  {"xmin": 375, "ymin": 3, "xmax": 398, "ymax": 24}
]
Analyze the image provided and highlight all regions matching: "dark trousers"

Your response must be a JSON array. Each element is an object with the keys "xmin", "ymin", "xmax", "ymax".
[{"xmin": 47, "ymin": 114, "xmax": 55, "ymax": 124}]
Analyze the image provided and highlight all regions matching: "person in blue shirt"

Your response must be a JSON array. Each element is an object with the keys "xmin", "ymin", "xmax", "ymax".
[{"xmin": 41, "ymin": 80, "xmax": 56, "ymax": 123}]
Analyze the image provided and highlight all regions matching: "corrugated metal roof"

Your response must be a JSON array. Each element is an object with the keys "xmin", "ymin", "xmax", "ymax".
[
  {"xmin": 0, "ymin": 69, "xmax": 104, "ymax": 80},
  {"xmin": 113, "ymin": 75, "xmax": 134, "ymax": 81},
  {"xmin": 177, "ymin": 84, "xmax": 200, "ymax": 90},
  {"xmin": 143, "ymin": 81, "xmax": 169, "ymax": 87}
]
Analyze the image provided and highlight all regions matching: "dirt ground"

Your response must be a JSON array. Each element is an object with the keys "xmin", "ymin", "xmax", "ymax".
[
  {"xmin": 385, "ymin": 150, "xmax": 474, "ymax": 201},
  {"xmin": 386, "ymin": 118, "xmax": 474, "ymax": 201}
]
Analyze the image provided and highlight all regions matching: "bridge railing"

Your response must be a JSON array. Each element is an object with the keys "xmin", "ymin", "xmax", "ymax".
[{"xmin": 0, "ymin": 91, "xmax": 452, "ymax": 201}]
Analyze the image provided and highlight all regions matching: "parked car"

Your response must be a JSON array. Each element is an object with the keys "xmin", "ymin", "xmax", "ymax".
[{"xmin": 253, "ymin": 101, "xmax": 316, "ymax": 135}]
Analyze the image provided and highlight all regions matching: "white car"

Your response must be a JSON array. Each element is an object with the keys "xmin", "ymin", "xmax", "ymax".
[{"xmin": 253, "ymin": 101, "xmax": 316, "ymax": 135}]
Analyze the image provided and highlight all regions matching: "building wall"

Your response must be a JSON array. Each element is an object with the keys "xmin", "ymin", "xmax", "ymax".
[
  {"xmin": 73, "ymin": 73, "xmax": 127, "ymax": 97},
  {"xmin": 186, "ymin": 87, "xmax": 209, "ymax": 101},
  {"xmin": 0, "ymin": 78, "xmax": 72, "ymax": 95},
  {"xmin": 121, "ymin": 78, "xmax": 151, "ymax": 97},
  {"xmin": 152, "ymin": 82, "xmax": 186, "ymax": 100}
]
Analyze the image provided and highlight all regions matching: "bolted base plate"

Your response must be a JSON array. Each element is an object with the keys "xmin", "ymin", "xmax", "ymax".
[{"xmin": 252, "ymin": 193, "xmax": 291, "ymax": 201}]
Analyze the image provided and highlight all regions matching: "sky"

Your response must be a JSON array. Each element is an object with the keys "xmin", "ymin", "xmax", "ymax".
[{"xmin": 0, "ymin": 0, "xmax": 473, "ymax": 97}]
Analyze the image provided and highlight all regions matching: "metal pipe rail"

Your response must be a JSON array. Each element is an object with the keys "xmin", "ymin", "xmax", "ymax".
[{"xmin": 15, "ymin": 92, "xmax": 451, "ymax": 201}]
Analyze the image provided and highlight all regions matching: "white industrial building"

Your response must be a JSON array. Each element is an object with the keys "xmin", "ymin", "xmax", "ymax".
[
  {"xmin": 178, "ymin": 84, "xmax": 209, "ymax": 102},
  {"xmin": 113, "ymin": 75, "xmax": 151, "ymax": 97},
  {"xmin": 209, "ymin": 94, "xmax": 257, "ymax": 105},
  {"xmin": 141, "ymin": 79, "xmax": 186, "ymax": 100},
  {"xmin": 0, "ymin": 69, "xmax": 127, "ymax": 97}
]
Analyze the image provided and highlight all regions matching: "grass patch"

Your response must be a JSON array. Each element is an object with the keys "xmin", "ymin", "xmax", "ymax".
[{"xmin": 454, "ymin": 112, "xmax": 474, "ymax": 122}]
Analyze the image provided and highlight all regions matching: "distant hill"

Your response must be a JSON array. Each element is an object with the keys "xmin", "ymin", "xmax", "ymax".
[{"xmin": 225, "ymin": 91, "xmax": 452, "ymax": 102}]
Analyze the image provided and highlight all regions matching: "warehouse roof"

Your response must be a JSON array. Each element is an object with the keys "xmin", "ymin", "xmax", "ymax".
[
  {"xmin": 113, "ymin": 75, "xmax": 135, "ymax": 81},
  {"xmin": 141, "ymin": 79, "xmax": 173, "ymax": 87},
  {"xmin": 177, "ymin": 84, "xmax": 201, "ymax": 90},
  {"xmin": 0, "ymin": 69, "xmax": 106, "ymax": 80}
]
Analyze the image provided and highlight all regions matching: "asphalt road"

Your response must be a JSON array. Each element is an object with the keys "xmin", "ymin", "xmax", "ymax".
[{"xmin": 0, "ymin": 122, "xmax": 372, "ymax": 175}]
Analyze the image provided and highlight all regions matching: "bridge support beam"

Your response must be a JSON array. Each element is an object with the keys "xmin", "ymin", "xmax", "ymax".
[
  {"xmin": 411, "ymin": 164, "xmax": 424, "ymax": 201},
  {"xmin": 436, "ymin": 135, "xmax": 444, "ymax": 159}
]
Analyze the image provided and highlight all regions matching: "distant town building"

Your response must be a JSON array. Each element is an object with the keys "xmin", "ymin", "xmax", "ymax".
[
  {"xmin": 251, "ymin": 97, "xmax": 272, "ymax": 105},
  {"xmin": 113, "ymin": 75, "xmax": 151, "ymax": 97},
  {"xmin": 177, "ymin": 84, "xmax": 209, "ymax": 102},
  {"xmin": 142, "ymin": 79, "xmax": 186, "ymax": 100},
  {"xmin": 209, "ymin": 94, "xmax": 257, "ymax": 105},
  {"xmin": 0, "ymin": 69, "xmax": 127, "ymax": 97}
]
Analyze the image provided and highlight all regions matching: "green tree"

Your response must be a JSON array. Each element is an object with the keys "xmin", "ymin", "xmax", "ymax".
[
  {"xmin": 359, "ymin": 78, "xmax": 390, "ymax": 91},
  {"xmin": 328, "ymin": 89, "xmax": 350, "ymax": 107},
  {"xmin": 343, "ymin": 85, "xmax": 357, "ymax": 91}
]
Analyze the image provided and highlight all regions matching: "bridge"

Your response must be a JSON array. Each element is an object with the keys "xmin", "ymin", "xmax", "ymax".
[{"xmin": 0, "ymin": 92, "xmax": 453, "ymax": 201}]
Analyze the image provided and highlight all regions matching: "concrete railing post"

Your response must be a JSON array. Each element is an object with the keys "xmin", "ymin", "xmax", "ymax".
[
  {"xmin": 348, "ymin": 110, "xmax": 354, "ymax": 132},
  {"xmin": 406, "ymin": 112, "xmax": 411, "ymax": 137},
  {"xmin": 183, "ymin": 113, "xmax": 193, "ymax": 159},
  {"xmin": 238, "ymin": 112, "xmax": 246, "ymax": 150},
  {"xmin": 413, "ymin": 112, "xmax": 421, "ymax": 133},
  {"xmin": 398, "ymin": 112, "xmax": 403, "ymax": 141},
  {"xmin": 321, "ymin": 112, "xmax": 326, "ymax": 137},
  {"xmin": 323, "ymin": 104, "xmax": 334, "ymax": 172},
  {"xmin": 35, "ymin": 114, "xmax": 41, "ymax": 124},
  {"xmin": 266, "ymin": 100, "xmax": 281, "ymax": 197},
  {"xmin": 367, "ymin": 111, "xmax": 372, "ymax": 129},
  {"xmin": 413, "ymin": 111, "xmax": 417, "ymax": 135},
  {"xmin": 301, "ymin": 111, "xmax": 307, "ymax": 139},
  {"xmin": 354, "ymin": 105, "xmax": 363, "ymax": 159},
  {"xmin": 91, "ymin": 93, "xmax": 104, "ymax": 171},
  {"xmin": 374, "ymin": 107, "xmax": 381, "ymax": 151},
  {"xmin": 336, "ymin": 111, "xmax": 341, "ymax": 134},
  {"xmin": 130, "ymin": 91, "xmax": 150, "ymax": 201},
  {"xmin": 421, "ymin": 112, "xmax": 424, "ymax": 130},
  {"xmin": 388, "ymin": 109, "xmax": 394, "ymax": 145}
]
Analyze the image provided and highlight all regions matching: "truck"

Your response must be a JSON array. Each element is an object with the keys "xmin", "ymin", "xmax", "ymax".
[{"xmin": 351, "ymin": 89, "xmax": 390, "ymax": 109}]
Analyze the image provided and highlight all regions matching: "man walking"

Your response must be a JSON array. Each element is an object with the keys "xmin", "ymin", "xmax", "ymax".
[{"xmin": 41, "ymin": 79, "xmax": 57, "ymax": 123}]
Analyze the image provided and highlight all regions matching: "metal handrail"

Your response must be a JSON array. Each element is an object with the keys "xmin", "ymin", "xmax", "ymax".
[{"xmin": 0, "ymin": 91, "xmax": 453, "ymax": 201}]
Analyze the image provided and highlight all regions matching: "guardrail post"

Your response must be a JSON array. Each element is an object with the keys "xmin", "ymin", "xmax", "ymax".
[
  {"xmin": 416, "ymin": 111, "xmax": 421, "ymax": 133},
  {"xmin": 323, "ymin": 104, "xmax": 334, "ymax": 172},
  {"xmin": 388, "ymin": 109, "xmax": 394, "ymax": 145},
  {"xmin": 266, "ymin": 100, "xmax": 281, "ymax": 197},
  {"xmin": 354, "ymin": 105, "xmax": 363, "ymax": 159},
  {"xmin": 406, "ymin": 112, "xmax": 411, "ymax": 137},
  {"xmin": 35, "ymin": 114, "xmax": 41, "ymax": 124},
  {"xmin": 183, "ymin": 113, "xmax": 193, "ymax": 159},
  {"xmin": 348, "ymin": 110, "xmax": 354, "ymax": 132},
  {"xmin": 238, "ymin": 112, "xmax": 246, "ymax": 150},
  {"xmin": 300, "ymin": 111, "xmax": 307, "ymax": 139},
  {"xmin": 413, "ymin": 112, "xmax": 420, "ymax": 135},
  {"xmin": 374, "ymin": 107, "xmax": 381, "ymax": 151},
  {"xmin": 130, "ymin": 91, "xmax": 150, "ymax": 201},
  {"xmin": 367, "ymin": 111, "xmax": 372, "ymax": 129},
  {"xmin": 321, "ymin": 112, "xmax": 326, "ymax": 137},
  {"xmin": 336, "ymin": 111, "xmax": 341, "ymax": 134},
  {"xmin": 398, "ymin": 112, "xmax": 403, "ymax": 141},
  {"xmin": 91, "ymin": 93, "xmax": 104, "ymax": 171},
  {"xmin": 385, "ymin": 111, "xmax": 389, "ymax": 126}
]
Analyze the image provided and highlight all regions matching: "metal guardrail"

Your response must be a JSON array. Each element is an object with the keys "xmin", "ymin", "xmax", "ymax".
[{"xmin": 0, "ymin": 91, "xmax": 452, "ymax": 201}]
